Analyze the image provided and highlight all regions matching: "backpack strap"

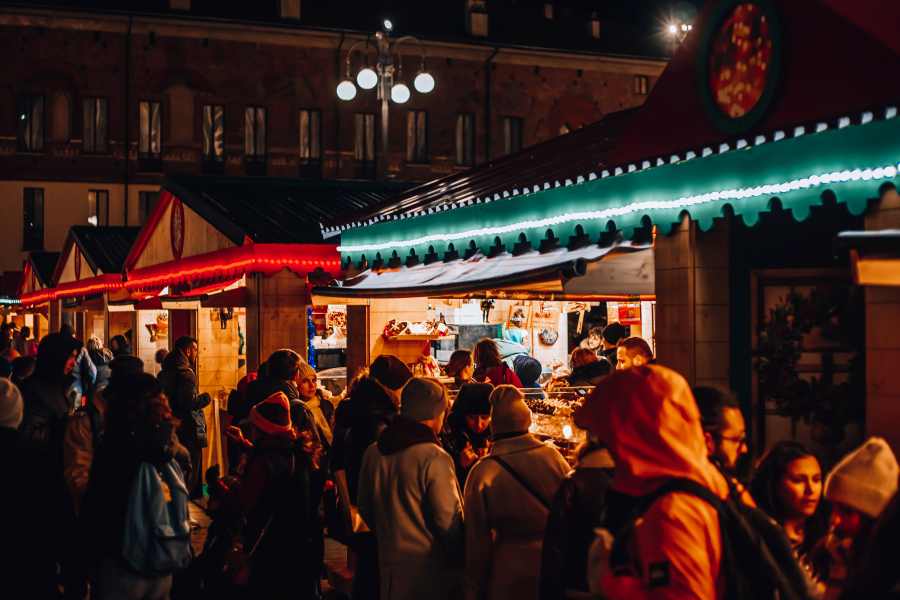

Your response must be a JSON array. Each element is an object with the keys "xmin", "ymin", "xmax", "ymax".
[{"xmin": 486, "ymin": 455, "xmax": 551, "ymax": 511}]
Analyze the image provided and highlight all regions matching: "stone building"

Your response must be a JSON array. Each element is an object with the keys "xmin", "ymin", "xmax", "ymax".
[{"xmin": 0, "ymin": 0, "xmax": 667, "ymax": 273}]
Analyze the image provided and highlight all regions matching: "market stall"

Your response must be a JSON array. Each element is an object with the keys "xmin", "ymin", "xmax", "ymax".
[{"xmin": 16, "ymin": 251, "xmax": 59, "ymax": 338}]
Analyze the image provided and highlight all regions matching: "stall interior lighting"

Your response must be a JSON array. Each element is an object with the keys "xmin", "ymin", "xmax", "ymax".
[{"xmin": 338, "ymin": 162, "xmax": 899, "ymax": 254}]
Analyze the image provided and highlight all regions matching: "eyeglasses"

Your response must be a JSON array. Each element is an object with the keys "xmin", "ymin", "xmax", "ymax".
[{"xmin": 717, "ymin": 433, "xmax": 747, "ymax": 445}]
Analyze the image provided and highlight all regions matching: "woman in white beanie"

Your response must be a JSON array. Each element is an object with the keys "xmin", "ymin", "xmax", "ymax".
[
  {"xmin": 463, "ymin": 385, "xmax": 570, "ymax": 600},
  {"xmin": 820, "ymin": 437, "xmax": 899, "ymax": 599}
]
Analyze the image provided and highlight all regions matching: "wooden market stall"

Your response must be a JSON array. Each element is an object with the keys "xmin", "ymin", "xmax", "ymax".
[{"xmin": 17, "ymin": 251, "xmax": 60, "ymax": 338}]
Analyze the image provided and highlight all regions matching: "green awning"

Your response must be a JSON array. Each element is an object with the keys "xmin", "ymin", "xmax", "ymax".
[{"xmin": 339, "ymin": 114, "xmax": 900, "ymax": 263}]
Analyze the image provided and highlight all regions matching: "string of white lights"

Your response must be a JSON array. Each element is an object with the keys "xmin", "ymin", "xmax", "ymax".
[{"xmin": 337, "ymin": 162, "xmax": 899, "ymax": 254}]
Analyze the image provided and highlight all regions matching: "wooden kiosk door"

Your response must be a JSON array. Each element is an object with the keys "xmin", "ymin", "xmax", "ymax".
[{"xmin": 168, "ymin": 310, "xmax": 196, "ymax": 345}]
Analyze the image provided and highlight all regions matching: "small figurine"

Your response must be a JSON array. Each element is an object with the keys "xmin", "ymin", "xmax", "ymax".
[{"xmin": 480, "ymin": 299, "xmax": 495, "ymax": 323}]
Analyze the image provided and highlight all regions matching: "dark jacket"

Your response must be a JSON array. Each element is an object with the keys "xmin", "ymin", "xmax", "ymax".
[
  {"xmin": 233, "ymin": 434, "xmax": 323, "ymax": 599},
  {"xmin": 158, "ymin": 349, "xmax": 210, "ymax": 447},
  {"xmin": 332, "ymin": 376, "xmax": 398, "ymax": 502},
  {"xmin": 441, "ymin": 413, "xmax": 491, "ymax": 485},
  {"xmin": 566, "ymin": 360, "xmax": 612, "ymax": 388},
  {"xmin": 89, "ymin": 349, "xmax": 112, "ymax": 391},
  {"xmin": 539, "ymin": 448, "xmax": 615, "ymax": 600}
]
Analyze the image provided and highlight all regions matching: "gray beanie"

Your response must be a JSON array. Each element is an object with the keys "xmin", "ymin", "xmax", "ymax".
[
  {"xmin": 401, "ymin": 377, "xmax": 448, "ymax": 421},
  {"xmin": 490, "ymin": 385, "xmax": 532, "ymax": 435},
  {"xmin": 0, "ymin": 378, "xmax": 23, "ymax": 430}
]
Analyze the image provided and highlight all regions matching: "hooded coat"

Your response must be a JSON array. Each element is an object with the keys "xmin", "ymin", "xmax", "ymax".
[
  {"xmin": 463, "ymin": 433, "xmax": 570, "ymax": 600},
  {"xmin": 575, "ymin": 365, "xmax": 730, "ymax": 600},
  {"xmin": 357, "ymin": 417, "xmax": 464, "ymax": 600},
  {"xmin": 158, "ymin": 349, "xmax": 209, "ymax": 447}
]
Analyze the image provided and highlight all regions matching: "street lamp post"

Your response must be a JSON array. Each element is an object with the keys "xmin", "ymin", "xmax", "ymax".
[{"xmin": 337, "ymin": 20, "xmax": 435, "ymax": 180}]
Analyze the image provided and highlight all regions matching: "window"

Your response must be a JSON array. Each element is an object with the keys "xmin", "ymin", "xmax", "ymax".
[
  {"xmin": 83, "ymin": 97, "xmax": 108, "ymax": 153},
  {"xmin": 405, "ymin": 110, "xmax": 428, "ymax": 163},
  {"xmin": 139, "ymin": 101, "xmax": 161, "ymax": 157},
  {"xmin": 634, "ymin": 75, "xmax": 649, "ymax": 95},
  {"xmin": 455, "ymin": 113, "xmax": 475, "ymax": 166},
  {"xmin": 202, "ymin": 104, "xmax": 225, "ymax": 162},
  {"xmin": 354, "ymin": 113, "xmax": 375, "ymax": 162},
  {"xmin": 88, "ymin": 190, "xmax": 109, "ymax": 226},
  {"xmin": 22, "ymin": 188, "xmax": 44, "ymax": 251},
  {"xmin": 299, "ymin": 109, "xmax": 321, "ymax": 162},
  {"xmin": 503, "ymin": 116, "xmax": 523, "ymax": 155},
  {"xmin": 17, "ymin": 95, "xmax": 44, "ymax": 152},
  {"xmin": 138, "ymin": 191, "xmax": 160, "ymax": 224},
  {"xmin": 244, "ymin": 106, "xmax": 266, "ymax": 159}
]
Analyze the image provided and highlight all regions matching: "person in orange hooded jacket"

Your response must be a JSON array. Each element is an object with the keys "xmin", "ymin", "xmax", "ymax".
[{"xmin": 575, "ymin": 364, "xmax": 732, "ymax": 600}]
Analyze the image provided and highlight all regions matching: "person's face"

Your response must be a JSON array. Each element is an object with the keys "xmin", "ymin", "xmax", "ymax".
[
  {"xmin": 465, "ymin": 414, "xmax": 491, "ymax": 434},
  {"xmin": 615, "ymin": 347, "xmax": 649, "ymax": 370},
  {"xmin": 186, "ymin": 342, "xmax": 199, "ymax": 363},
  {"xmin": 64, "ymin": 349, "xmax": 78, "ymax": 375},
  {"xmin": 830, "ymin": 502, "xmax": 866, "ymax": 539},
  {"xmin": 298, "ymin": 375, "xmax": 318, "ymax": 400},
  {"xmin": 778, "ymin": 455, "xmax": 822, "ymax": 519},
  {"xmin": 706, "ymin": 407, "xmax": 748, "ymax": 470},
  {"xmin": 459, "ymin": 357, "xmax": 475, "ymax": 382}
]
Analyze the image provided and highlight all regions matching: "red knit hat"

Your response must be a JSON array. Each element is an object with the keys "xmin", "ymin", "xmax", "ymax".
[{"xmin": 250, "ymin": 391, "xmax": 295, "ymax": 438}]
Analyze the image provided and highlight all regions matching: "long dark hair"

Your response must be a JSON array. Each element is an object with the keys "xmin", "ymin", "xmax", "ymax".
[
  {"xmin": 445, "ymin": 349, "xmax": 472, "ymax": 379},
  {"xmin": 473, "ymin": 338, "xmax": 502, "ymax": 369},
  {"xmin": 750, "ymin": 441, "xmax": 830, "ymax": 553}
]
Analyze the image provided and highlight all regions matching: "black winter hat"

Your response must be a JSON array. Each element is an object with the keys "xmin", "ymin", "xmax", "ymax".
[
  {"xmin": 453, "ymin": 382, "xmax": 493, "ymax": 416},
  {"xmin": 369, "ymin": 355, "xmax": 413, "ymax": 391},
  {"xmin": 602, "ymin": 322, "xmax": 629, "ymax": 346}
]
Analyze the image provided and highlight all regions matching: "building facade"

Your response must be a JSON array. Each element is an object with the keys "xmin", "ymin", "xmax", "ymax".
[{"xmin": 0, "ymin": 1, "xmax": 666, "ymax": 273}]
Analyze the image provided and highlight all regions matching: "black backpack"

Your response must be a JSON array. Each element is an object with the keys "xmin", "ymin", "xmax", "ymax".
[{"xmin": 610, "ymin": 478, "xmax": 812, "ymax": 600}]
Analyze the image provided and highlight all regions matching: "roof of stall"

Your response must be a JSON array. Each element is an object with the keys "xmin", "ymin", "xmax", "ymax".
[
  {"xmin": 28, "ymin": 252, "xmax": 60, "ymax": 288},
  {"xmin": 60, "ymin": 226, "xmax": 141, "ymax": 278},
  {"xmin": 336, "ymin": 0, "xmax": 900, "ymax": 268},
  {"xmin": 163, "ymin": 175, "xmax": 416, "ymax": 246}
]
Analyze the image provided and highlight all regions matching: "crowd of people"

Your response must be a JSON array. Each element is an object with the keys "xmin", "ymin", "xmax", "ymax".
[{"xmin": 1, "ymin": 323, "xmax": 900, "ymax": 600}]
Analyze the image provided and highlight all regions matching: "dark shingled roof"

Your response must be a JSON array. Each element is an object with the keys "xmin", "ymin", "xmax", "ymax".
[
  {"xmin": 69, "ymin": 226, "xmax": 141, "ymax": 275},
  {"xmin": 162, "ymin": 175, "xmax": 417, "ymax": 245},
  {"xmin": 326, "ymin": 108, "xmax": 638, "ymax": 231},
  {"xmin": 29, "ymin": 251, "xmax": 61, "ymax": 287}
]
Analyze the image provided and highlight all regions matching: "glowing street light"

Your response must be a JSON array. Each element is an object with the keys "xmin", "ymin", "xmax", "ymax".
[
  {"xmin": 413, "ymin": 71, "xmax": 435, "ymax": 94},
  {"xmin": 357, "ymin": 67, "xmax": 378, "ymax": 90},
  {"xmin": 390, "ymin": 82, "xmax": 411, "ymax": 104},
  {"xmin": 336, "ymin": 79, "xmax": 357, "ymax": 101}
]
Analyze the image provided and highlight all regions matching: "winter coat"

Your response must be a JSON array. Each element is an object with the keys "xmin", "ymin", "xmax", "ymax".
[
  {"xmin": 158, "ymin": 349, "xmax": 209, "ymax": 447},
  {"xmin": 357, "ymin": 417, "xmax": 465, "ymax": 600},
  {"xmin": 464, "ymin": 433, "xmax": 570, "ymax": 600},
  {"xmin": 441, "ymin": 413, "xmax": 492, "ymax": 485},
  {"xmin": 585, "ymin": 365, "xmax": 730, "ymax": 600},
  {"xmin": 89, "ymin": 350, "xmax": 112, "ymax": 391},
  {"xmin": 70, "ymin": 346, "xmax": 98, "ymax": 403},
  {"xmin": 63, "ymin": 392, "xmax": 106, "ymax": 514},
  {"xmin": 539, "ymin": 448, "xmax": 615, "ymax": 600},
  {"xmin": 233, "ymin": 434, "xmax": 324, "ymax": 599},
  {"xmin": 474, "ymin": 362, "xmax": 523, "ymax": 387},
  {"xmin": 566, "ymin": 360, "xmax": 611, "ymax": 388},
  {"xmin": 332, "ymin": 376, "xmax": 398, "ymax": 502}
]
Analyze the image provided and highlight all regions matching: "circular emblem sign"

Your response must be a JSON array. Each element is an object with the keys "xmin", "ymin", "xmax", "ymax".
[
  {"xmin": 170, "ymin": 198, "xmax": 185, "ymax": 260},
  {"xmin": 698, "ymin": 0, "xmax": 782, "ymax": 134}
]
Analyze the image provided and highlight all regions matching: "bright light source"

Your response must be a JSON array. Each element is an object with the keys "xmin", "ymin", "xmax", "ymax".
[
  {"xmin": 390, "ymin": 82, "xmax": 410, "ymax": 104},
  {"xmin": 413, "ymin": 71, "xmax": 435, "ymax": 94},
  {"xmin": 667, "ymin": 23, "xmax": 678, "ymax": 35},
  {"xmin": 562, "ymin": 424, "xmax": 573, "ymax": 440},
  {"xmin": 383, "ymin": 19, "xmax": 393, "ymax": 31},
  {"xmin": 336, "ymin": 79, "xmax": 357, "ymax": 101},
  {"xmin": 357, "ymin": 67, "xmax": 378, "ymax": 90}
]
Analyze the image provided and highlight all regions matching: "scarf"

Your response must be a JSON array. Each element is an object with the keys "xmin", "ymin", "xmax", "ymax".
[{"xmin": 303, "ymin": 395, "xmax": 333, "ymax": 445}]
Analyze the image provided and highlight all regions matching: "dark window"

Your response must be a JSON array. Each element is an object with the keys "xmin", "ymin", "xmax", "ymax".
[
  {"xmin": 455, "ymin": 113, "xmax": 475, "ymax": 166},
  {"xmin": 88, "ymin": 190, "xmax": 109, "ymax": 226},
  {"xmin": 354, "ymin": 113, "xmax": 376, "ymax": 162},
  {"xmin": 634, "ymin": 75, "xmax": 649, "ymax": 95},
  {"xmin": 83, "ymin": 97, "xmax": 108, "ymax": 153},
  {"xmin": 138, "ymin": 191, "xmax": 160, "ymax": 224},
  {"xmin": 503, "ymin": 116, "xmax": 523, "ymax": 155},
  {"xmin": 405, "ymin": 110, "xmax": 428, "ymax": 163},
  {"xmin": 299, "ymin": 109, "xmax": 321, "ymax": 162},
  {"xmin": 17, "ymin": 95, "xmax": 44, "ymax": 152},
  {"xmin": 139, "ymin": 101, "xmax": 161, "ymax": 157},
  {"xmin": 202, "ymin": 104, "xmax": 225, "ymax": 162},
  {"xmin": 23, "ymin": 188, "xmax": 44, "ymax": 251},
  {"xmin": 244, "ymin": 106, "xmax": 266, "ymax": 158}
]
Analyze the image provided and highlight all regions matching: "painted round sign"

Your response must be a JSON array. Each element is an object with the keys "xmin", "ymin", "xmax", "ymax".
[
  {"xmin": 170, "ymin": 198, "xmax": 185, "ymax": 260},
  {"xmin": 697, "ymin": 0, "xmax": 782, "ymax": 134}
]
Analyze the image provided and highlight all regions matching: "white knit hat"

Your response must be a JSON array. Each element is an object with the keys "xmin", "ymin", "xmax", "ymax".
[
  {"xmin": 825, "ymin": 437, "xmax": 900, "ymax": 518},
  {"xmin": 490, "ymin": 385, "xmax": 532, "ymax": 435},
  {"xmin": 0, "ymin": 378, "xmax": 23, "ymax": 430}
]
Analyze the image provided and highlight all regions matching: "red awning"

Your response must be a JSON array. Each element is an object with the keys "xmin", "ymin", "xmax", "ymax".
[
  {"xmin": 20, "ymin": 273, "xmax": 123, "ymax": 307},
  {"xmin": 125, "ymin": 243, "xmax": 340, "ymax": 293}
]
